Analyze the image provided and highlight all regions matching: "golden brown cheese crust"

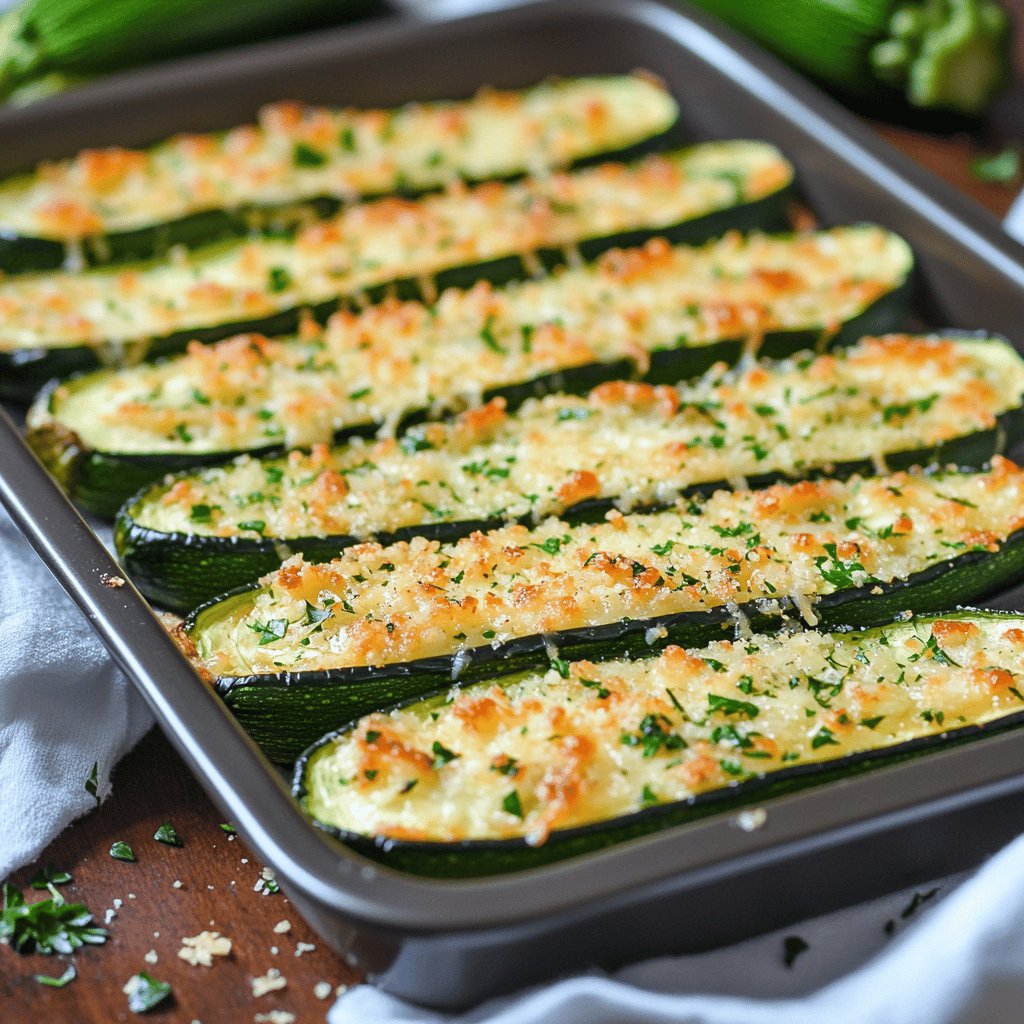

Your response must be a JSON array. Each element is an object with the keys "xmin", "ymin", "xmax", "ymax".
[
  {"xmin": 193, "ymin": 460, "xmax": 1024, "ymax": 676},
  {"xmin": 134, "ymin": 335, "xmax": 1024, "ymax": 541},
  {"xmin": 0, "ymin": 76, "xmax": 677, "ymax": 241},
  {"xmin": 302, "ymin": 614, "xmax": 1024, "ymax": 843},
  {"xmin": 37, "ymin": 226, "xmax": 908, "ymax": 454},
  {"xmin": 0, "ymin": 141, "xmax": 790, "ymax": 352}
]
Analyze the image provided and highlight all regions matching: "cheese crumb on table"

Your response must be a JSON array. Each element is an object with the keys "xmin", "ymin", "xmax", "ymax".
[
  {"xmin": 273, "ymin": 920, "xmax": 291, "ymax": 934},
  {"xmin": 314, "ymin": 981, "xmax": 332, "ymax": 1000},
  {"xmin": 178, "ymin": 930, "xmax": 232, "ymax": 967},
  {"xmin": 251, "ymin": 967, "xmax": 287, "ymax": 997},
  {"xmin": 254, "ymin": 1012, "xmax": 296, "ymax": 1024}
]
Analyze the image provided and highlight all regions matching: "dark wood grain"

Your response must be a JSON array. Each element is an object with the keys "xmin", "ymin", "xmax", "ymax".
[{"xmin": 3, "ymin": 8, "xmax": 1024, "ymax": 1021}]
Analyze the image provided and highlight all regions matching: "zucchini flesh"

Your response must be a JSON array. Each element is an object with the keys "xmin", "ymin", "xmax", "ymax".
[
  {"xmin": 120, "ymin": 334, "xmax": 1024, "ymax": 611},
  {"xmin": 0, "ymin": 76, "xmax": 678, "ymax": 271},
  {"xmin": 29, "ymin": 225, "xmax": 912, "ymax": 515},
  {"xmin": 0, "ymin": 141, "xmax": 794, "ymax": 399},
  {"xmin": 295, "ymin": 610, "xmax": 1024, "ymax": 874},
  {"xmin": 189, "ymin": 460, "xmax": 1024, "ymax": 762}
]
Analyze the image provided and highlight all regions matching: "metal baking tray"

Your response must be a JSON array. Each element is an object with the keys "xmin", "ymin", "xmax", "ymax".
[{"xmin": 4, "ymin": 0, "xmax": 1024, "ymax": 1009}]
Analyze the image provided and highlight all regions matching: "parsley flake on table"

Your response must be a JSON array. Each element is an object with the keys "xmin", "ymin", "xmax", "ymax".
[
  {"xmin": 1, "ymin": 883, "xmax": 108, "ymax": 954},
  {"xmin": 124, "ymin": 971, "xmax": 172, "ymax": 1013},
  {"xmin": 84, "ymin": 762, "xmax": 101, "ymax": 807},
  {"xmin": 30, "ymin": 865, "xmax": 72, "ymax": 889},
  {"xmin": 35, "ymin": 964, "xmax": 77, "ymax": 987},
  {"xmin": 153, "ymin": 822, "xmax": 182, "ymax": 847},
  {"xmin": 110, "ymin": 841, "xmax": 136, "ymax": 862}
]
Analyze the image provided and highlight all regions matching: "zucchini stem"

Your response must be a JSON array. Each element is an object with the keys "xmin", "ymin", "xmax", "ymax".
[{"xmin": 870, "ymin": 0, "xmax": 1010, "ymax": 113}]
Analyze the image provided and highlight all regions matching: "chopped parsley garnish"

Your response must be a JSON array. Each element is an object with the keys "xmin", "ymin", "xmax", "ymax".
[
  {"xmin": 1, "ymin": 884, "xmax": 107, "ymax": 954},
  {"xmin": 173, "ymin": 423, "xmax": 193, "ymax": 443},
  {"xmin": 860, "ymin": 716, "xmax": 885, "ymax": 730},
  {"xmin": 490, "ymin": 755, "xmax": 520, "ymax": 777},
  {"xmin": 579, "ymin": 678, "xmax": 610, "ymax": 699},
  {"xmin": 348, "ymin": 386, "xmax": 372, "ymax": 400},
  {"xmin": 479, "ymin": 315, "xmax": 506, "ymax": 353},
  {"xmin": 707, "ymin": 694, "xmax": 759, "ymax": 718},
  {"xmin": 502, "ymin": 790, "xmax": 524, "ymax": 818},
  {"xmin": 250, "ymin": 618, "xmax": 288, "ymax": 646},
  {"xmin": 881, "ymin": 393, "xmax": 939, "ymax": 423},
  {"xmin": 264, "ymin": 466, "xmax": 285, "ymax": 485},
  {"xmin": 640, "ymin": 785, "xmax": 659, "ymax": 808},
  {"xmin": 293, "ymin": 141, "xmax": 327, "ymax": 167},
  {"xmin": 153, "ymin": 823, "xmax": 182, "ymax": 847},
  {"xmin": 267, "ymin": 266, "xmax": 292, "ymax": 293},
  {"xmin": 815, "ymin": 542, "xmax": 877, "ymax": 589},
  {"xmin": 908, "ymin": 633, "xmax": 960, "ymax": 667},
  {"xmin": 189, "ymin": 503, "xmax": 214, "ymax": 524},
  {"xmin": 431, "ymin": 741, "xmax": 459, "ymax": 769},
  {"xmin": 621, "ymin": 713, "xmax": 686, "ymax": 757},
  {"xmin": 339, "ymin": 125, "xmax": 357, "ymax": 152},
  {"xmin": 237, "ymin": 519, "xmax": 266, "ymax": 534},
  {"xmin": 304, "ymin": 601, "xmax": 332, "ymax": 628},
  {"xmin": 109, "ymin": 841, "xmax": 136, "ymax": 862},
  {"xmin": 811, "ymin": 726, "xmax": 839, "ymax": 749},
  {"xmin": 550, "ymin": 658, "xmax": 571, "ymax": 678},
  {"xmin": 532, "ymin": 535, "xmax": 571, "ymax": 556},
  {"xmin": 651, "ymin": 540, "xmax": 675, "ymax": 556},
  {"xmin": 124, "ymin": 971, "xmax": 172, "ymax": 1013}
]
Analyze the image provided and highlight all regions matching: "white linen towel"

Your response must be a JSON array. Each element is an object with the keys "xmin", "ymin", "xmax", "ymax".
[{"xmin": 0, "ymin": 508, "xmax": 152, "ymax": 878}]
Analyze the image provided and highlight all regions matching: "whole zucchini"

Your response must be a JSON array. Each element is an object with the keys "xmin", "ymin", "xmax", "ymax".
[
  {"xmin": 0, "ymin": 141, "xmax": 794, "ymax": 401},
  {"xmin": 687, "ymin": 0, "xmax": 1010, "ymax": 115},
  {"xmin": 0, "ymin": 0, "xmax": 376, "ymax": 99},
  {"xmin": 295, "ymin": 609, "xmax": 1024, "ymax": 875},
  {"xmin": 185, "ymin": 459, "xmax": 1024, "ymax": 762},
  {"xmin": 119, "ymin": 333, "xmax": 1024, "ymax": 611},
  {"xmin": 28, "ymin": 224, "xmax": 912, "ymax": 517},
  {"xmin": 0, "ymin": 75, "xmax": 678, "ymax": 272}
]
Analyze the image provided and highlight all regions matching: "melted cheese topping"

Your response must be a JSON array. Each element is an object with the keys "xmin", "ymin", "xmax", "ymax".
[
  {"xmin": 0, "ymin": 76, "xmax": 677, "ymax": 241},
  {"xmin": 193, "ymin": 459, "xmax": 1024, "ymax": 676},
  {"xmin": 134, "ymin": 336, "xmax": 1024, "ymax": 540},
  {"xmin": 39, "ymin": 226, "xmax": 908, "ymax": 454},
  {"xmin": 303, "ymin": 614, "xmax": 1024, "ymax": 844},
  {"xmin": 0, "ymin": 141, "xmax": 791, "ymax": 352}
]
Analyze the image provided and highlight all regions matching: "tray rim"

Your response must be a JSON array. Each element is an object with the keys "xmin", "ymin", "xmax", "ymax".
[{"xmin": 3, "ymin": 0, "xmax": 1024, "ymax": 941}]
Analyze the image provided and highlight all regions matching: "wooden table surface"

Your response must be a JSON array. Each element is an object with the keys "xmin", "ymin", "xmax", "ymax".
[{"xmin": 3, "ymin": 9, "xmax": 1024, "ymax": 1022}]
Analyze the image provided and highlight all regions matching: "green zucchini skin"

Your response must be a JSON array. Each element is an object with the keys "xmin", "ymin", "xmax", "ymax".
[
  {"xmin": 118, "ymin": 400, "xmax": 1022, "ymax": 613},
  {"xmin": 0, "ymin": 133, "xmax": 678, "ymax": 276},
  {"xmin": 294, "ymin": 675, "xmax": 1024, "ymax": 876},
  {"xmin": 0, "ymin": 180, "xmax": 792, "ymax": 404},
  {"xmin": 39, "ymin": 264, "xmax": 911, "ymax": 518},
  {"xmin": 201, "ymin": 527, "xmax": 1024, "ymax": 764}
]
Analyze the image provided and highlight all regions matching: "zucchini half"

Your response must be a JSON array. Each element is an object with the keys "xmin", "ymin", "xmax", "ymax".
[
  {"xmin": 0, "ymin": 140, "xmax": 794, "ymax": 400},
  {"xmin": 186, "ymin": 460, "xmax": 1024, "ymax": 762},
  {"xmin": 0, "ymin": 75, "xmax": 679, "ymax": 273},
  {"xmin": 294, "ymin": 610, "xmax": 1024, "ymax": 876},
  {"xmin": 120, "ymin": 334, "xmax": 1024, "ymax": 611},
  {"xmin": 29, "ymin": 225, "xmax": 913, "ymax": 516}
]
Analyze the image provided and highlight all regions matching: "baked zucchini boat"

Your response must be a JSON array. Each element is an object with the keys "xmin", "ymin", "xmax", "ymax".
[
  {"xmin": 186, "ymin": 459, "xmax": 1024, "ymax": 761},
  {"xmin": 0, "ymin": 75, "xmax": 679, "ymax": 273},
  {"xmin": 29, "ymin": 225, "xmax": 913, "ymax": 515},
  {"xmin": 0, "ymin": 141, "xmax": 793, "ymax": 399},
  {"xmin": 295, "ymin": 610, "xmax": 1024, "ymax": 875},
  {"xmin": 120, "ymin": 334, "xmax": 1024, "ymax": 611}
]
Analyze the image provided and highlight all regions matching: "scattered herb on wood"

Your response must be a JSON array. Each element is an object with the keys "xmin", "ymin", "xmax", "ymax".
[
  {"xmin": 1, "ymin": 883, "xmax": 107, "ymax": 954},
  {"xmin": 35, "ymin": 964, "xmax": 77, "ymax": 987},
  {"xmin": 153, "ymin": 823, "xmax": 182, "ymax": 847},
  {"xmin": 110, "ymin": 841, "xmax": 136, "ymax": 862},
  {"xmin": 124, "ymin": 971, "xmax": 172, "ymax": 1013}
]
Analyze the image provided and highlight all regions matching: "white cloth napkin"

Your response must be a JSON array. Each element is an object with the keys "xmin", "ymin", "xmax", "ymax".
[
  {"xmin": 330, "ymin": 833, "xmax": 1024, "ymax": 1024},
  {"xmin": 0, "ymin": 507, "xmax": 152, "ymax": 879}
]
